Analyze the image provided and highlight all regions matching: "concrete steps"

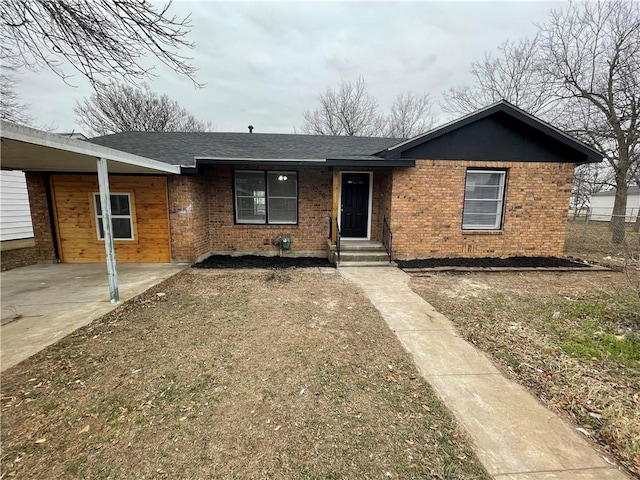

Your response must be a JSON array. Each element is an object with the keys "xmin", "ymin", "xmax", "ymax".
[
  {"xmin": 339, "ymin": 260, "xmax": 397, "ymax": 267},
  {"xmin": 337, "ymin": 241, "xmax": 393, "ymax": 267}
]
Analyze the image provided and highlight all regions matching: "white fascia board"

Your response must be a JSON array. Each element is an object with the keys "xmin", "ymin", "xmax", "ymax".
[{"xmin": 1, "ymin": 120, "xmax": 180, "ymax": 174}]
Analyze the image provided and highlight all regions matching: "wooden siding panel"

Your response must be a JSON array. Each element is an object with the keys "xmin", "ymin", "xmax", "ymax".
[{"xmin": 51, "ymin": 175, "xmax": 170, "ymax": 263}]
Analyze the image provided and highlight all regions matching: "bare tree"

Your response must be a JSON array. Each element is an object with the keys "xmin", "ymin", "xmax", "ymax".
[
  {"xmin": 0, "ymin": 67, "xmax": 33, "ymax": 125},
  {"xmin": 301, "ymin": 78, "xmax": 437, "ymax": 138},
  {"xmin": 571, "ymin": 162, "xmax": 612, "ymax": 218},
  {"xmin": 441, "ymin": 1, "xmax": 639, "ymax": 244},
  {"xmin": 441, "ymin": 35, "xmax": 559, "ymax": 119},
  {"xmin": 301, "ymin": 77, "xmax": 384, "ymax": 136},
  {"xmin": 539, "ymin": 0, "xmax": 640, "ymax": 243},
  {"xmin": 385, "ymin": 92, "xmax": 436, "ymax": 138},
  {"xmin": 0, "ymin": 0, "xmax": 199, "ymax": 87},
  {"xmin": 75, "ymin": 83, "xmax": 212, "ymax": 135}
]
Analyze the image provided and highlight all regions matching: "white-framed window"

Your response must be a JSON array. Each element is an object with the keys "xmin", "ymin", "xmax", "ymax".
[
  {"xmin": 462, "ymin": 170, "xmax": 507, "ymax": 230},
  {"xmin": 93, "ymin": 193, "xmax": 134, "ymax": 240},
  {"xmin": 234, "ymin": 171, "xmax": 297, "ymax": 224}
]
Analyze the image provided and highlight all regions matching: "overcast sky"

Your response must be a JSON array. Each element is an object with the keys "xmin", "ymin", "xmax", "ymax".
[{"xmin": 16, "ymin": 0, "xmax": 566, "ymax": 136}]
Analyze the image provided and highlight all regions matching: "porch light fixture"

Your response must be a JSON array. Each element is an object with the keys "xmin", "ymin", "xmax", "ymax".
[{"xmin": 277, "ymin": 174, "xmax": 288, "ymax": 181}]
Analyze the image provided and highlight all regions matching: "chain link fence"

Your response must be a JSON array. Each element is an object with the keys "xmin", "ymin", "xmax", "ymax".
[{"xmin": 565, "ymin": 211, "xmax": 640, "ymax": 272}]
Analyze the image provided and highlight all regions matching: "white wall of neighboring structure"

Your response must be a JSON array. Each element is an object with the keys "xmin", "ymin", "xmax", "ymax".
[
  {"xmin": 590, "ymin": 187, "xmax": 640, "ymax": 222},
  {"xmin": 0, "ymin": 170, "xmax": 34, "ymax": 241}
]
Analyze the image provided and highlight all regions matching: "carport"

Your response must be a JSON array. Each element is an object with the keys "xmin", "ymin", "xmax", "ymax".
[
  {"xmin": 1, "ymin": 120, "xmax": 181, "ymax": 302},
  {"xmin": 0, "ymin": 262, "xmax": 185, "ymax": 371}
]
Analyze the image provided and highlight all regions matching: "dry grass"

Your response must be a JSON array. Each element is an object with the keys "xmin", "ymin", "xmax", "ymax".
[
  {"xmin": 565, "ymin": 219, "xmax": 639, "ymax": 265},
  {"xmin": 410, "ymin": 271, "xmax": 640, "ymax": 476},
  {"xmin": 1, "ymin": 269, "xmax": 488, "ymax": 479}
]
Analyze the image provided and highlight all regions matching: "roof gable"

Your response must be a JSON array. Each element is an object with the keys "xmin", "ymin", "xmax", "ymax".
[{"xmin": 381, "ymin": 101, "xmax": 602, "ymax": 164}]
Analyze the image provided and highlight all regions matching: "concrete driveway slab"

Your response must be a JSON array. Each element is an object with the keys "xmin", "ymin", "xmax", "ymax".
[
  {"xmin": 340, "ymin": 266, "xmax": 631, "ymax": 480},
  {"xmin": 1, "ymin": 263, "xmax": 185, "ymax": 371}
]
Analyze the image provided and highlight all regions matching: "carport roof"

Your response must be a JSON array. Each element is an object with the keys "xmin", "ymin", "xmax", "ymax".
[{"xmin": 0, "ymin": 121, "xmax": 180, "ymax": 174}]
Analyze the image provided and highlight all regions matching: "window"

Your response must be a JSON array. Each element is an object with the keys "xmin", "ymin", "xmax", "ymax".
[
  {"xmin": 94, "ymin": 193, "xmax": 134, "ymax": 240},
  {"xmin": 462, "ymin": 170, "xmax": 506, "ymax": 230},
  {"xmin": 235, "ymin": 171, "xmax": 297, "ymax": 224}
]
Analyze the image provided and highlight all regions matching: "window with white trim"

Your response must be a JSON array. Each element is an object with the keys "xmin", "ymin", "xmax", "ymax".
[
  {"xmin": 462, "ymin": 170, "xmax": 506, "ymax": 230},
  {"xmin": 234, "ymin": 171, "xmax": 297, "ymax": 224},
  {"xmin": 94, "ymin": 193, "xmax": 134, "ymax": 240}
]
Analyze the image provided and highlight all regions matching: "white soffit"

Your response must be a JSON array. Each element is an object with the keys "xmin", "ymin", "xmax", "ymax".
[{"xmin": 1, "ymin": 121, "xmax": 180, "ymax": 174}]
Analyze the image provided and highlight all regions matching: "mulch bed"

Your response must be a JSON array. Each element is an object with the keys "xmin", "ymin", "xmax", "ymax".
[
  {"xmin": 396, "ymin": 256, "xmax": 594, "ymax": 269},
  {"xmin": 192, "ymin": 254, "xmax": 333, "ymax": 269}
]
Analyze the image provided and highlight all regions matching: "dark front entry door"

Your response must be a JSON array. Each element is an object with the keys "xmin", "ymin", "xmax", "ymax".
[{"xmin": 340, "ymin": 173, "xmax": 369, "ymax": 238}]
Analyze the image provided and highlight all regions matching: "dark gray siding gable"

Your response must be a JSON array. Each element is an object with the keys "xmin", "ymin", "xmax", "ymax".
[{"xmin": 398, "ymin": 112, "xmax": 589, "ymax": 163}]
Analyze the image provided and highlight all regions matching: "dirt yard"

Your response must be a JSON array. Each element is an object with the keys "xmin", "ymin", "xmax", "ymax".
[
  {"xmin": 1, "ymin": 268, "xmax": 488, "ymax": 479},
  {"xmin": 410, "ymin": 271, "xmax": 640, "ymax": 476}
]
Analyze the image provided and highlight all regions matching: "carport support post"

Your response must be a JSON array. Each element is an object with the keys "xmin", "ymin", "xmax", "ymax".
[{"xmin": 97, "ymin": 157, "xmax": 119, "ymax": 303}]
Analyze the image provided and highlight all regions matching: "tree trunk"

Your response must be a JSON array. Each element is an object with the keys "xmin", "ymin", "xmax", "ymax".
[{"xmin": 611, "ymin": 180, "xmax": 628, "ymax": 244}]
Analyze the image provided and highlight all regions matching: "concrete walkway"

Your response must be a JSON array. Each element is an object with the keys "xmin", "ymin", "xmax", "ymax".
[
  {"xmin": 1, "ymin": 263, "xmax": 185, "ymax": 371},
  {"xmin": 340, "ymin": 267, "xmax": 630, "ymax": 480}
]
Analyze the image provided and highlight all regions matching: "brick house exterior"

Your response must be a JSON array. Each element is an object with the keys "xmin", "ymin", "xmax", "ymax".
[
  {"xmin": 389, "ymin": 160, "xmax": 575, "ymax": 259},
  {"xmin": 9, "ymin": 101, "xmax": 602, "ymax": 266},
  {"xmin": 25, "ymin": 172, "xmax": 57, "ymax": 262}
]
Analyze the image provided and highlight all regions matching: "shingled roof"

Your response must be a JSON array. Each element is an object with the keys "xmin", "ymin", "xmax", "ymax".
[
  {"xmin": 87, "ymin": 132, "xmax": 402, "ymax": 167},
  {"xmin": 86, "ymin": 100, "xmax": 603, "ymax": 171}
]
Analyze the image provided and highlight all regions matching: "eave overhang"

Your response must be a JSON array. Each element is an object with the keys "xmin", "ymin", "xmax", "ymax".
[
  {"xmin": 181, "ymin": 156, "xmax": 415, "ymax": 173},
  {"xmin": 1, "ymin": 121, "xmax": 180, "ymax": 174}
]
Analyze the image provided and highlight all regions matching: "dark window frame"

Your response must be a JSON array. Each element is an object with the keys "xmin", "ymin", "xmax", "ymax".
[
  {"xmin": 462, "ymin": 168, "xmax": 508, "ymax": 231},
  {"xmin": 233, "ymin": 170, "xmax": 299, "ymax": 225}
]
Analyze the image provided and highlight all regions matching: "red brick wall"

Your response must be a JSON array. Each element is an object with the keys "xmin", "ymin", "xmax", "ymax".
[
  {"xmin": 25, "ymin": 172, "xmax": 57, "ymax": 262},
  {"xmin": 390, "ymin": 160, "xmax": 575, "ymax": 259},
  {"xmin": 208, "ymin": 166, "xmax": 332, "ymax": 256},
  {"xmin": 168, "ymin": 175, "xmax": 210, "ymax": 262},
  {"xmin": 24, "ymin": 161, "xmax": 574, "ymax": 264}
]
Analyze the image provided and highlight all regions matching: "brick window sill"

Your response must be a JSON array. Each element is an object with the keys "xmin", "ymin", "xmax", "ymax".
[
  {"xmin": 462, "ymin": 230, "xmax": 504, "ymax": 235},
  {"xmin": 234, "ymin": 224, "xmax": 299, "ymax": 228}
]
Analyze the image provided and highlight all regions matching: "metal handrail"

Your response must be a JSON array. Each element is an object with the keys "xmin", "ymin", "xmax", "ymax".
[
  {"xmin": 335, "ymin": 217, "xmax": 341, "ymax": 264},
  {"xmin": 382, "ymin": 216, "xmax": 392, "ymax": 263}
]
